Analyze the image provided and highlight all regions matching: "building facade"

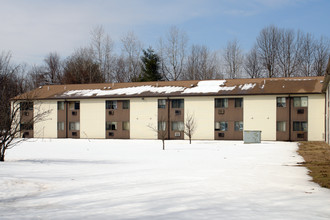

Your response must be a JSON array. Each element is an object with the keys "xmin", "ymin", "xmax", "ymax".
[{"xmin": 15, "ymin": 76, "xmax": 325, "ymax": 142}]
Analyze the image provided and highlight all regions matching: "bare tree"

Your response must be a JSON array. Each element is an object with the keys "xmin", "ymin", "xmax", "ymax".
[
  {"xmin": 63, "ymin": 48, "xmax": 104, "ymax": 84},
  {"xmin": 90, "ymin": 26, "xmax": 115, "ymax": 82},
  {"xmin": 223, "ymin": 39, "xmax": 244, "ymax": 79},
  {"xmin": 27, "ymin": 65, "xmax": 47, "ymax": 88},
  {"xmin": 0, "ymin": 94, "xmax": 51, "ymax": 162},
  {"xmin": 121, "ymin": 31, "xmax": 142, "ymax": 82},
  {"xmin": 158, "ymin": 26, "xmax": 188, "ymax": 81},
  {"xmin": 256, "ymin": 25, "xmax": 280, "ymax": 78},
  {"xmin": 299, "ymin": 32, "xmax": 316, "ymax": 76},
  {"xmin": 148, "ymin": 119, "xmax": 168, "ymax": 150},
  {"xmin": 313, "ymin": 36, "xmax": 330, "ymax": 76},
  {"xmin": 112, "ymin": 56, "xmax": 131, "ymax": 83},
  {"xmin": 44, "ymin": 52, "xmax": 63, "ymax": 84},
  {"xmin": 277, "ymin": 29, "xmax": 303, "ymax": 77},
  {"xmin": 244, "ymin": 45, "xmax": 263, "ymax": 78},
  {"xmin": 185, "ymin": 44, "xmax": 220, "ymax": 80},
  {"xmin": 184, "ymin": 113, "xmax": 196, "ymax": 144}
]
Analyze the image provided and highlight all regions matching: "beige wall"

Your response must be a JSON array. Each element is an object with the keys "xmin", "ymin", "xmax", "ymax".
[
  {"xmin": 34, "ymin": 100, "xmax": 57, "ymax": 138},
  {"xmin": 80, "ymin": 99, "xmax": 106, "ymax": 139},
  {"xmin": 308, "ymin": 94, "xmax": 325, "ymax": 141},
  {"xmin": 130, "ymin": 98, "xmax": 158, "ymax": 139},
  {"xmin": 244, "ymin": 95, "xmax": 276, "ymax": 141},
  {"xmin": 184, "ymin": 97, "xmax": 214, "ymax": 140}
]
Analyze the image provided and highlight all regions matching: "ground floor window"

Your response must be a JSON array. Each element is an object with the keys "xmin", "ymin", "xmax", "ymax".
[
  {"xmin": 234, "ymin": 121, "xmax": 243, "ymax": 131},
  {"xmin": 122, "ymin": 121, "xmax": 130, "ymax": 130},
  {"xmin": 20, "ymin": 123, "xmax": 33, "ymax": 130},
  {"xmin": 58, "ymin": 122, "xmax": 65, "ymax": 131},
  {"xmin": 277, "ymin": 121, "xmax": 286, "ymax": 132},
  {"xmin": 293, "ymin": 121, "xmax": 307, "ymax": 131},
  {"xmin": 215, "ymin": 122, "xmax": 228, "ymax": 131},
  {"xmin": 171, "ymin": 121, "xmax": 184, "ymax": 131},
  {"xmin": 158, "ymin": 121, "xmax": 166, "ymax": 131},
  {"xmin": 106, "ymin": 122, "xmax": 117, "ymax": 130},
  {"xmin": 69, "ymin": 122, "xmax": 80, "ymax": 130}
]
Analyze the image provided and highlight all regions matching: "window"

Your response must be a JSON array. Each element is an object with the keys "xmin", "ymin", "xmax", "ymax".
[
  {"xmin": 158, "ymin": 99, "xmax": 166, "ymax": 109},
  {"xmin": 69, "ymin": 101, "xmax": 80, "ymax": 110},
  {"xmin": 57, "ymin": 122, "xmax": 65, "ymax": 131},
  {"xmin": 122, "ymin": 121, "xmax": 130, "ymax": 131},
  {"xmin": 293, "ymin": 122, "xmax": 307, "ymax": 132},
  {"xmin": 172, "ymin": 99, "xmax": 184, "ymax": 108},
  {"xmin": 72, "ymin": 111, "xmax": 77, "ymax": 116},
  {"xmin": 106, "ymin": 122, "xmax": 117, "ymax": 130},
  {"xmin": 57, "ymin": 101, "xmax": 65, "ymax": 110},
  {"xmin": 277, "ymin": 121, "xmax": 286, "ymax": 132},
  {"xmin": 171, "ymin": 121, "xmax": 184, "ymax": 131},
  {"xmin": 20, "ymin": 102, "xmax": 33, "ymax": 111},
  {"xmin": 293, "ymin": 97, "xmax": 308, "ymax": 107},
  {"xmin": 277, "ymin": 97, "xmax": 286, "ymax": 107},
  {"xmin": 234, "ymin": 121, "xmax": 243, "ymax": 131},
  {"xmin": 20, "ymin": 123, "xmax": 33, "ymax": 130},
  {"xmin": 215, "ymin": 122, "xmax": 228, "ymax": 131},
  {"xmin": 69, "ymin": 122, "xmax": 80, "ymax": 130},
  {"xmin": 215, "ymin": 98, "xmax": 228, "ymax": 108},
  {"xmin": 106, "ymin": 101, "xmax": 117, "ymax": 109},
  {"xmin": 122, "ymin": 100, "xmax": 130, "ymax": 109},
  {"xmin": 158, "ymin": 121, "xmax": 166, "ymax": 131},
  {"xmin": 235, "ymin": 98, "xmax": 243, "ymax": 108}
]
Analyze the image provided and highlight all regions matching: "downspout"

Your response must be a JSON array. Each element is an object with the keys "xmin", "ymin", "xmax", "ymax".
[
  {"xmin": 167, "ymin": 97, "xmax": 170, "ymax": 140},
  {"xmin": 288, "ymin": 95, "xmax": 291, "ymax": 142},
  {"xmin": 65, "ymin": 100, "xmax": 68, "ymax": 138}
]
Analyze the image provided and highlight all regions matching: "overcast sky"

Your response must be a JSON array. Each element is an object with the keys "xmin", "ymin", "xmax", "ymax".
[{"xmin": 0, "ymin": 0, "xmax": 329, "ymax": 65}]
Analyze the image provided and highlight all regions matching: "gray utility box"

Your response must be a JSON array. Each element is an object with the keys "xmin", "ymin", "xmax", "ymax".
[{"xmin": 243, "ymin": 130, "xmax": 261, "ymax": 144}]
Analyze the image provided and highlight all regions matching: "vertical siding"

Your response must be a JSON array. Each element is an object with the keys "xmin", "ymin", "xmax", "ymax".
[
  {"xmin": 34, "ymin": 100, "xmax": 57, "ymax": 138},
  {"xmin": 80, "ymin": 99, "xmax": 106, "ymax": 139},
  {"xmin": 130, "ymin": 98, "xmax": 158, "ymax": 139},
  {"xmin": 308, "ymin": 94, "xmax": 325, "ymax": 141},
  {"xmin": 244, "ymin": 95, "xmax": 276, "ymax": 141},
  {"xmin": 184, "ymin": 97, "xmax": 214, "ymax": 140}
]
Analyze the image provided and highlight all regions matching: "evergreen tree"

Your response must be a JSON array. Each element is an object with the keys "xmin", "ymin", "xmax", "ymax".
[{"xmin": 139, "ymin": 47, "xmax": 162, "ymax": 82}]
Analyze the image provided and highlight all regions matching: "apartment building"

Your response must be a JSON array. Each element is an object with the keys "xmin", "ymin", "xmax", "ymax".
[{"xmin": 15, "ymin": 76, "xmax": 325, "ymax": 141}]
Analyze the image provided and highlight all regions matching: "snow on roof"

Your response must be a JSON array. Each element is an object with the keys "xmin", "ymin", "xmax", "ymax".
[
  {"xmin": 239, "ymin": 83, "xmax": 256, "ymax": 90},
  {"xmin": 61, "ymin": 85, "xmax": 185, "ymax": 97},
  {"xmin": 182, "ymin": 80, "xmax": 235, "ymax": 93}
]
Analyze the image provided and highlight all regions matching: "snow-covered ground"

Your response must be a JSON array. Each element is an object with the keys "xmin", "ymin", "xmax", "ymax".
[{"xmin": 1, "ymin": 139, "xmax": 330, "ymax": 220}]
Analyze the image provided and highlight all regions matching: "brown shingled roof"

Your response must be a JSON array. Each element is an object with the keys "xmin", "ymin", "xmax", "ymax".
[{"xmin": 13, "ymin": 76, "xmax": 324, "ymax": 100}]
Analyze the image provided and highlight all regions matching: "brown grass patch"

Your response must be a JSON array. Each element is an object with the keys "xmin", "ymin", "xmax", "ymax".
[{"xmin": 298, "ymin": 141, "xmax": 330, "ymax": 188}]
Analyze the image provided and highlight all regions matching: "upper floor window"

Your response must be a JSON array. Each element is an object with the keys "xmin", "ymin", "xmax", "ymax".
[
  {"xmin": 106, "ymin": 101, "xmax": 117, "ymax": 109},
  {"xmin": 293, "ymin": 97, "xmax": 308, "ymax": 107},
  {"xmin": 69, "ymin": 101, "xmax": 80, "ymax": 110},
  {"xmin": 158, "ymin": 99, "xmax": 166, "ymax": 109},
  {"xmin": 277, "ymin": 97, "xmax": 286, "ymax": 107},
  {"xmin": 235, "ymin": 98, "xmax": 243, "ymax": 108},
  {"xmin": 58, "ymin": 101, "xmax": 65, "ymax": 110},
  {"xmin": 20, "ymin": 102, "xmax": 33, "ymax": 111},
  {"xmin": 122, "ymin": 100, "xmax": 130, "ymax": 109},
  {"xmin": 172, "ymin": 99, "xmax": 184, "ymax": 108},
  {"xmin": 215, "ymin": 98, "xmax": 228, "ymax": 108}
]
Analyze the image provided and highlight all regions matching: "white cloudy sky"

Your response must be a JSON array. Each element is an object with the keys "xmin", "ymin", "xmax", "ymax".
[{"xmin": 0, "ymin": 0, "xmax": 329, "ymax": 65}]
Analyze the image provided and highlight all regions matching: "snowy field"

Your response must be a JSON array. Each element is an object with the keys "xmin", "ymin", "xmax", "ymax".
[{"xmin": 1, "ymin": 139, "xmax": 330, "ymax": 220}]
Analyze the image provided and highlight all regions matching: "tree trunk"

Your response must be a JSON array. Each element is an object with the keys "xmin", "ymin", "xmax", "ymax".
[
  {"xmin": 0, "ymin": 153, "xmax": 4, "ymax": 162},
  {"xmin": 189, "ymin": 137, "xmax": 191, "ymax": 144},
  {"xmin": 162, "ymin": 139, "xmax": 165, "ymax": 150},
  {"xmin": 0, "ymin": 146, "xmax": 4, "ymax": 162}
]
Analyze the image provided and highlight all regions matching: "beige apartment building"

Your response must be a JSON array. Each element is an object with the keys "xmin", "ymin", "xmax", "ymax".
[{"xmin": 15, "ymin": 76, "xmax": 325, "ymax": 142}]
